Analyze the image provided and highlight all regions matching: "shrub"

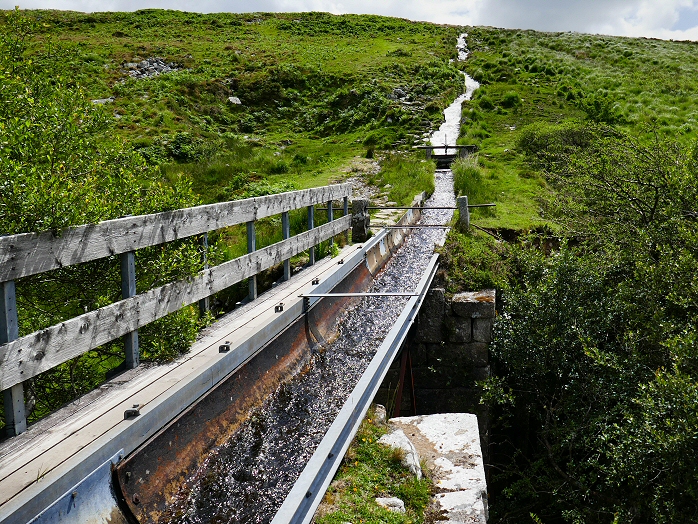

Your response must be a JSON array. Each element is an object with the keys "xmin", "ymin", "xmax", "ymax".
[
  {"xmin": 501, "ymin": 90, "xmax": 520, "ymax": 108},
  {"xmin": 477, "ymin": 94, "xmax": 495, "ymax": 110},
  {"xmin": 452, "ymin": 156, "xmax": 492, "ymax": 204}
]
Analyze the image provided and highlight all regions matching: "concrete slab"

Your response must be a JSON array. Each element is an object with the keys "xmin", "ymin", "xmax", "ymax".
[{"xmin": 388, "ymin": 413, "xmax": 487, "ymax": 524}]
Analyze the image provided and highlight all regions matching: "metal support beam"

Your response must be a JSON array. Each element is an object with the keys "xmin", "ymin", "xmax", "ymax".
[
  {"xmin": 247, "ymin": 221, "xmax": 257, "ymax": 300},
  {"xmin": 282, "ymin": 212, "xmax": 291, "ymax": 281},
  {"xmin": 1, "ymin": 280, "xmax": 26, "ymax": 436},
  {"xmin": 198, "ymin": 233, "xmax": 210, "ymax": 316},
  {"xmin": 369, "ymin": 225, "xmax": 451, "ymax": 229},
  {"xmin": 300, "ymin": 292, "xmax": 419, "ymax": 298},
  {"xmin": 343, "ymin": 196, "xmax": 349, "ymax": 243},
  {"xmin": 120, "ymin": 251, "xmax": 139, "ymax": 369},
  {"xmin": 308, "ymin": 206, "xmax": 315, "ymax": 266},
  {"xmin": 394, "ymin": 347, "xmax": 417, "ymax": 417},
  {"xmin": 327, "ymin": 200, "xmax": 334, "ymax": 248}
]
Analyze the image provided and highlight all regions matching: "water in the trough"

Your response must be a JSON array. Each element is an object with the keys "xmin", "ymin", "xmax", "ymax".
[
  {"xmin": 161, "ymin": 172, "xmax": 454, "ymax": 524},
  {"xmin": 162, "ymin": 37, "xmax": 478, "ymax": 524}
]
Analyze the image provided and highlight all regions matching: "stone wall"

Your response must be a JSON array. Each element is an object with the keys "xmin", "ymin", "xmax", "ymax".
[{"xmin": 376, "ymin": 288, "xmax": 495, "ymax": 457}]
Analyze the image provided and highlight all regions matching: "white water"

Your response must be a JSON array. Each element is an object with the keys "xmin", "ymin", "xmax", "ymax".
[{"xmin": 430, "ymin": 33, "xmax": 480, "ymax": 155}]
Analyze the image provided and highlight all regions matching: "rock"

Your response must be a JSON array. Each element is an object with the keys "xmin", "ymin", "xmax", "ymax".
[
  {"xmin": 124, "ymin": 57, "xmax": 181, "ymax": 80},
  {"xmin": 91, "ymin": 97, "xmax": 114, "ymax": 105},
  {"xmin": 472, "ymin": 318, "xmax": 492, "ymax": 343},
  {"xmin": 228, "ymin": 96, "xmax": 242, "ymax": 105},
  {"xmin": 451, "ymin": 290, "xmax": 495, "ymax": 319},
  {"xmin": 376, "ymin": 497, "xmax": 405, "ymax": 513},
  {"xmin": 373, "ymin": 404, "xmax": 387, "ymax": 424},
  {"xmin": 378, "ymin": 429, "xmax": 422, "ymax": 479},
  {"xmin": 445, "ymin": 315, "xmax": 471, "ymax": 343}
]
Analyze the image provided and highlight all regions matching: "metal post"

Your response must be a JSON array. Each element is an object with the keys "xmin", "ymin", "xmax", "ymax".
[
  {"xmin": 1, "ymin": 280, "xmax": 26, "ymax": 436},
  {"xmin": 307, "ymin": 205, "xmax": 315, "ymax": 266},
  {"xmin": 198, "ymin": 233, "xmax": 210, "ymax": 316},
  {"xmin": 120, "ymin": 251, "xmax": 139, "ymax": 369},
  {"xmin": 327, "ymin": 200, "xmax": 334, "ymax": 248},
  {"xmin": 247, "ymin": 221, "xmax": 257, "ymax": 300},
  {"xmin": 457, "ymin": 195, "xmax": 470, "ymax": 230},
  {"xmin": 343, "ymin": 196, "xmax": 349, "ymax": 243},
  {"xmin": 426, "ymin": 147, "xmax": 432, "ymax": 160},
  {"xmin": 282, "ymin": 211, "xmax": 291, "ymax": 281}
]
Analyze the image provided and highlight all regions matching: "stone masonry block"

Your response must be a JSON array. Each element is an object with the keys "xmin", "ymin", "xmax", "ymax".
[
  {"xmin": 472, "ymin": 318, "xmax": 493, "ymax": 343},
  {"xmin": 413, "ymin": 343, "xmax": 428, "ymax": 367},
  {"xmin": 445, "ymin": 315, "xmax": 472, "ymax": 343},
  {"xmin": 416, "ymin": 288, "xmax": 445, "ymax": 343},
  {"xmin": 451, "ymin": 289, "xmax": 495, "ymax": 319},
  {"xmin": 471, "ymin": 365, "xmax": 491, "ymax": 381},
  {"xmin": 464, "ymin": 342, "xmax": 489, "ymax": 367}
]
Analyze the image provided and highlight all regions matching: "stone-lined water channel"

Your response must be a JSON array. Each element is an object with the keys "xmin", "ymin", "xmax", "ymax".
[{"xmin": 160, "ymin": 37, "xmax": 478, "ymax": 524}]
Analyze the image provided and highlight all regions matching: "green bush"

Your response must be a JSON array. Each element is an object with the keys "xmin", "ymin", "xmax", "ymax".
[
  {"xmin": 477, "ymin": 94, "xmax": 495, "ymax": 110},
  {"xmin": 501, "ymin": 90, "xmax": 520, "ymax": 108}
]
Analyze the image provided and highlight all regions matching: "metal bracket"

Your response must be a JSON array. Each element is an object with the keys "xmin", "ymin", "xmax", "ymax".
[
  {"xmin": 312, "ymin": 277, "xmax": 320, "ymax": 285},
  {"xmin": 275, "ymin": 303, "xmax": 284, "ymax": 313},
  {"xmin": 124, "ymin": 404, "xmax": 141, "ymax": 420},
  {"xmin": 219, "ymin": 341, "xmax": 231, "ymax": 353}
]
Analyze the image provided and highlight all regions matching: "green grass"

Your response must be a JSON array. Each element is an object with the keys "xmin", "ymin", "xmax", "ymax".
[
  {"xmin": 316, "ymin": 408, "xmax": 432, "ymax": 524},
  {"xmin": 6, "ymin": 9, "xmax": 463, "ymax": 204},
  {"xmin": 367, "ymin": 153, "xmax": 436, "ymax": 206},
  {"xmin": 451, "ymin": 27, "xmax": 698, "ymax": 232}
]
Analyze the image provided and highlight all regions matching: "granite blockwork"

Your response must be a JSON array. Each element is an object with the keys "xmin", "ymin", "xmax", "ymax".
[{"xmin": 376, "ymin": 288, "xmax": 495, "ymax": 459}]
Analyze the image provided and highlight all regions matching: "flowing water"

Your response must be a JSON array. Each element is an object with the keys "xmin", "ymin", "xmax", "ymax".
[{"xmin": 160, "ymin": 36, "xmax": 478, "ymax": 524}]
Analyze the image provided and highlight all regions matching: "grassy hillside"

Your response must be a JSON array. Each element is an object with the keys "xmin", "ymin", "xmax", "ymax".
[
  {"xmin": 443, "ymin": 27, "xmax": 698, "ymax": 231},
  {"xmin": 11, "ymin": 9, "xmax": 464, "ymax": 203},
  {"xmin": 0, "ymin": 9, "xmax": 465, "ymax": 429}
]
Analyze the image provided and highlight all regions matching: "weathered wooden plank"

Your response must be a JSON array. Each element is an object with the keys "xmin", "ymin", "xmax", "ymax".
[
  {"xmin": 0, "ymin": 216, "xmax": 351, "ymax": 390},
  {"xmin": 0, "ymin": 184, "xmax": 351, "ymax": 282}
]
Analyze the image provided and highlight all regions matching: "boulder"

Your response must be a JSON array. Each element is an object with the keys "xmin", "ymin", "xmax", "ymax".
[
  {"xmin": 375, "ymin": 497, "xmax": 405, "ymax": 513},
  {"xmin": 378, "ymin": 429, "xmax": 422, "ymax": 479}
]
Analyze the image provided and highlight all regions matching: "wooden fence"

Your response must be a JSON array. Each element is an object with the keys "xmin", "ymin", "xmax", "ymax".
[{"xmin": 0, "ymin": 183, "xmax": 352, "ymax": 436}]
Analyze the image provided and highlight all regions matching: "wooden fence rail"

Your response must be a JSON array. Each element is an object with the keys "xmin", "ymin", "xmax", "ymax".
[
  {"xmin": 0, "ymin": 184, "xmax": 350, "ymax": 282},
  {"xmin": 0, "ymin": 184, "xmax": 352, "ymax": 436}
]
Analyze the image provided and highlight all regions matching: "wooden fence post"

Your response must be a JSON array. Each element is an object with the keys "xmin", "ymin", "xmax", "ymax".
[
  {"xmin": 308, "ymin": 205, "xmax": 315, "ymax": 266},
  {"xmin": 327, "ymin": 200, "xmax": 334, "ymax": 248},
  {"xmin": 120, "ymin": 252, "xmax": 139, "ymax": 369},
  {"xmin": 198, "ymin": 233, "xmax": 210, "ymax": 316},
  {"xmin": 282, "ymin": 212, "xmax": 291, "ymax": 281},
  {"xmin": 247, "ymin": 221, "xmax": 257, "ymax": 300},
  {"xmin": 1, "ymin": 280, "xmax": 26, "ymax": 436}
]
